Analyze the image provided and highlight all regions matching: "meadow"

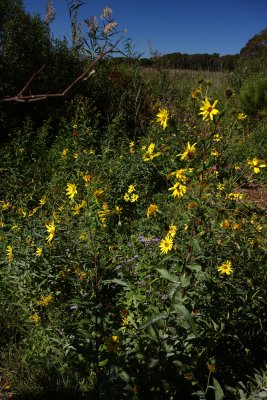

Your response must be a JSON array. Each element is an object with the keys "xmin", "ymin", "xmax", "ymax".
[
  {"xmin": 1, "ymin": 62, "xmax": 267, "ymax": 400},
  {"xmin": 1, "ymin": 5, "xmax": 267, "ymax": 397}
]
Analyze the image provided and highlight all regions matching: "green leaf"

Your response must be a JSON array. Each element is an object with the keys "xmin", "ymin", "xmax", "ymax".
[
  {"xmin": 192, "ymin": 239, "xmax": 202, "ymax": 254},
  {"xmin": 187, "ymin": 264, "xmax": 202, "ymax": 272},
  {"xmin": 128, "ymin": 315, "xmax": 138, "ymax": 329},
  {"xmin": 98, "ymin": 359, "xmax": 109, "ymax": 367},
  {"xmin": 169, "ymin": 282, "xmax": 181, "ymax": 302},
  {"xmin": 140, "ymin": 312, "xmax": 168, "ymax": 329},
  {"xmin": 102, "ymin": 278, "xmax": 130, "ymax": 288},
  {"xmin": 213, "ymin": 377, "xmax": 224, "ymax": 400},
  {"xmin": 118, "ymin": 370, "xmax": 131, "ymax": 383},
  {"xmin": 174, "ymin": 304, "xmax": 197, "ymax": 335},
  {"xmin": 156, "ymin": 268, "xmax": 180, "ymax": 283},
  {"xmin": 180, "ymin": 274, "xmax": 191, "ymax": 287}
]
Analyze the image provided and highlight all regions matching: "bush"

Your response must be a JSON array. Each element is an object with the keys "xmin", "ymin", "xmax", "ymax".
[{"xmin": 239, "ymin": 78, "xmax": 267, "ymax": 117}]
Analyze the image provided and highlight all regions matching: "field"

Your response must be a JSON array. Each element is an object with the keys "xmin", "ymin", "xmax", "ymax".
[{"xmin": 1, "ymin": 61, "xmax": 267, "ymax": 400}]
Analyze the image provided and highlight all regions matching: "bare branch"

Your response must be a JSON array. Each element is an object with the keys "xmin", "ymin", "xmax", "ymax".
[
  {"xmin": 17, "ymin": 64, "xmax": 46, "ymax": 97},
  {"xmin": 0, "ymin": 36, "xmax": 123, "ymax": 103}
]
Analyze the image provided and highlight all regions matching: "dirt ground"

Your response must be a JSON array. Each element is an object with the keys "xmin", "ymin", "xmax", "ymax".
[{"xmin": 239, "ymin": 182, "xmax": 267, "ymax": 214}]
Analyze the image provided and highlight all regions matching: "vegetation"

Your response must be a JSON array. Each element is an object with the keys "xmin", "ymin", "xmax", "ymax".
[{"xmin": 0, "ymin": 1, "xmax": 267, "ymax": 399}]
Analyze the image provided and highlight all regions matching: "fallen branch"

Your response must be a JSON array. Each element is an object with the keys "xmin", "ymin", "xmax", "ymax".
[{"xmin": 1, "ymin": 36, "xmax": 122, "ymax": 103}]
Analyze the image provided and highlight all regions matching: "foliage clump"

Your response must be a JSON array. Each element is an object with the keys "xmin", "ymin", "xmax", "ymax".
[{"xmin": 240, "ymin": 78, "xmax": 267, "ymax": 117}]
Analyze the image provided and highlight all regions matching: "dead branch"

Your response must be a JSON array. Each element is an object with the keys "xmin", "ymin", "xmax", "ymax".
[
  {"xmin": 0, "ymin": 36, "xmax": 122, "ymax": 103},
  {"xmin": 17, "ymin": 64, "xmax": 46, "ymax": 97}
]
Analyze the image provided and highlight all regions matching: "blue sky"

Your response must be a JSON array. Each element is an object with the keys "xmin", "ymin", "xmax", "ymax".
[{"xmin": 24, "ymin": 0, "xmax": 267, "ymax": 57}]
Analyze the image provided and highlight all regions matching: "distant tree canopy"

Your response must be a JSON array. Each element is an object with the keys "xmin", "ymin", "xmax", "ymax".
[
  {"xmin": 139, "ymin": 29, "xmax": 267, "ymax": 72},
  {"xmin": 140, "ymin": 52, "xmax": 239, "ymax": 72}
]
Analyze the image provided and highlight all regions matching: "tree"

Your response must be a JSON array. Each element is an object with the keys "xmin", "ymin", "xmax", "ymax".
[
  {"xmin": 240, "ymin": 28, "xmax": 267, "ymax": 59},
  {"xmin": 238, "ymin": 28, "xmax": 267, "ymax": 74}
]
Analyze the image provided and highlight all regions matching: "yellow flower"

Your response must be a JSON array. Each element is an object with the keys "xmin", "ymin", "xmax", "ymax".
[
  {"xmin": 105, "ymin": 335, "xmax": 120, "ymax": 353},
  {"xmin": 17, "ymin": 207, "xmax": 27, "ymax": 217},
  {"xmin": 233, "ymin": 223, "xmax": 241, "ymax": 230},
  {"xmin": 45, "ymin": 220, "xmax": 56, "ymax": 242},
  {"xmin": 39, "ymin": 195, "xmax": 46, "ymax": 206},
  {"xmin": 211, "ymin": 149, "xmax": 220, "ymax": 157},
  {"xmin": 227, "ymin": 193, "xmax": 243, "ymax": 201},
  {"xmin": 174, "ymin": 169, "xmax": 188, "ymax": 183},
  {"xmin": 129, "ymin": 141, "xmax": 135, "ymax": 154},
  {"xmin": 61, "ymin": 148, "xmax": 68, "ymax": 158},
  {"xmin": 191, "ymin": 87, "xmax": 201, "ymax": 99},
  {"xmin": 36, "ymin": 247, "xmax": 43, "ymax": 256},
  {"xmin": 82, "ymin": 174, "xmax": 93, "ymax": 184},
  {"xmin": 72, "ymin": 200, "xmax": 87, "ymax": 215},
  {"xmin": 199, "ymin": 97, "xmax": 219, "ymax": 121},
  {"xmin": 143, "ymin": 143, "xmax": 161, "ymax": 161},
  {"xmin": 124, "ymin": 185, "xmax": 138, "ymax": 202},
  {"xmin": 250, "ymin": 215, "xmax": 263, "ymax": 232},
  {"xmin": 159, "ymin": 235, "xmax": 173, "ymax": 254},
  {"xmin": 147, "ymin": 203, "xmax": 158, "ymax": 219},
  {"xmin": 168, "ymin": 182, "xmax": 187, "ymax": 198},
  {"xmin": 217, "ymin": 183, "xmax": 225, "ymax": 191},
  {"xmin": 217, "ymin": 260, "xmax": 233, "ymax": 275},
  {"xmin": 221, "ymin": 219, "xmax": 231, "ymax": 229},
  {"xmin": 124, "ymin": 193, "xmax": 130, "ymax": 202},
  {"xmin": 6, "ymin": 245, "xmax": 13, "ymax": 263},
  {"xmin": 29, "ymin": 314, "xmax": 41, "ymax": 324},
  {"xmin": 128, "ymin": 184, "xmax": 135, "ymax": 194},
  {"xmin": 98, "ymin": 202, "xmax": 111, "ymax": 225},
  {"xmin": 94, "ymin": 189, "xmax": 104, "ymax": 201},
  {"xmin": 37, "ymin": 293, "xmax": 54, "ymax": 307},
  {"xmin": 1, "ymin": 201, "xmax": 11, "ymax": 210},
  {"xmin": 237, "ymin": 112, "xmax": 247, "ymax": 120},
  {"xmin": 168, "ymin": 225, "xmax": 177, "ymax": 237},
  {"xmin": 156, "ymin": 108, "xmax": 169, "ymax": 130},
  {"xmin": 66, "ymin": 183, "xmax": 78, "ymax": 200},
  {"xmin": 114, "ymin": 205, "xmax": 123, "ymax": 214},
  {"xmin": 213, "ymin": 134, "xmax": 222, "ymax": 142},
  {"xmin": 178, "ymin": 142, "xmax": 197, "ymax": 161},
  {"xmin": 79, "ymin": 232, "xmax": 87, "ymax": 241},
  {"xmin": 28, "ymin": 207, "xmax": 39, "ymax": 216},
  {"xmin": 247, "ymin": 158, "xmax": 266, "ymax": 174},
  {"xmin": 130, "ymin": 193, "xmax": 139, "ymax": 203},
  {"xmin": 122, "ymin": 316, "xmax": 129, "ymax": 328}
]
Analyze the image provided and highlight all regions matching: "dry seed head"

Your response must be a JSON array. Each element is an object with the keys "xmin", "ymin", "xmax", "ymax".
[
  {"xmin": 101, "ymin": 6, "xmax": 112, "ymax": 20},
  {"xmin": 103, "ymin": 21, "xmax": 117, "ymax": 35},
  {"xmin": 45, "ymin": 0, "xmax": 56, "ymax": 23},
  {"xmin": 85, "ymin": 16, "xmax": 98, "ymax": 32}
]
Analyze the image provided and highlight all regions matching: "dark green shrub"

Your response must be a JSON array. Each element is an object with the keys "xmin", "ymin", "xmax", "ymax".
[{"xmin": 239, "ymin": 78, "xmax": 267, "ymax": 116}]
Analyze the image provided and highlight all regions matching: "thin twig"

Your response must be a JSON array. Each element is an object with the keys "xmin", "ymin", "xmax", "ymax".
[{"xmin": 17, "ymin": 64, "xmax": 46, "ymax": 97}]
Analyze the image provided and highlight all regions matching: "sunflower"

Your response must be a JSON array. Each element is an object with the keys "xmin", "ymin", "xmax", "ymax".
[
  {"xmin": 66, "ymin": 183, "xmax": 78, "ymax": 200},
  {"xmin": 217, "ymin": 260, "xmax": 233, "ymax": 275},
  {"xmin": 178, "ymin": 142, "xmax": 197, "ymax": 161},
  {"xmin": 156, "ymin": 108, "xmax": 169, "ymax": 130},
  {"xmin": 199, "ymin": 97, "xmax": 219, "ymax": 121},
  {"xmin": 159, "ymin": 235, "xmax": 173, "ymax": 254}
]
